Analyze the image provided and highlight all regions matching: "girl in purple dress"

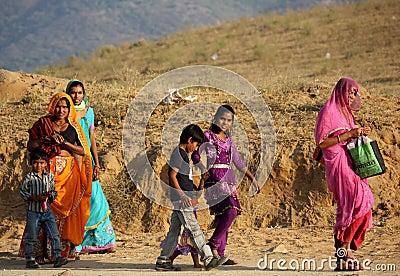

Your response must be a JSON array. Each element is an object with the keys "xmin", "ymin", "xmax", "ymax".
[{"xmin": 192, "ymin": 104, "xmax": 260, "ymax": 265}]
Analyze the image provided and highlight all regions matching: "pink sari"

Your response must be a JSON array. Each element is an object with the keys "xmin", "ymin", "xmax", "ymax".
[{"xmin": 314, "ymin": 78, "xmax": 374, "ymax": 249}]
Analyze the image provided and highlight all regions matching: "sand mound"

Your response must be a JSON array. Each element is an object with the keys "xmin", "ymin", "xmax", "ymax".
[{"xmin": 0, "ymin": 69, "xmax": 399, "ymax": 237}]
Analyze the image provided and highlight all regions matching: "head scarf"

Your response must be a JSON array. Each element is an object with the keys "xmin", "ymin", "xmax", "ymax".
[
  {"xmin": 315, "ymin": 78, "xmax": 362, "ymax": 145},
  {"xmin": 48, "ymin": 92, "xmax": 90, "ymax": 156},
  {"xmin": 47, "ymin": 92, "xmax": 77, "ymax": 121},
  {"xmin": 65, "ymin": 79, "xmax": 89, "ymax": 110},
  {"xmin": 28, "ymin": 92, "xmax": 91, "ymax": 159}
]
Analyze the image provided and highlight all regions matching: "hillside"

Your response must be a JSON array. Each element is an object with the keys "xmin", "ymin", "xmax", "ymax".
[
  {"xmin": 1, "ymin": 0, "xmax": 399, "ymax": 239},
  {"xmin": 1, "ymin": 0, "xmax": 355, "ymax": 73}
]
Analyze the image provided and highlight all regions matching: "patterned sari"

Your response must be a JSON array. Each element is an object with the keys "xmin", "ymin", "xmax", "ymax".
[
  {"xmin": 74, "ymin": 106, "xmax": 116, "ymax": 253},
  {"xmin": 314, "ymin": 78, "xmax": 374, "ymax": 250},
  {"xmin": 66, "ymin": 79, "xmax": 116, "ymax": 254},
  {"xmin": 19, "ymin": 92, "xmax": 92, "ymax": 260}
]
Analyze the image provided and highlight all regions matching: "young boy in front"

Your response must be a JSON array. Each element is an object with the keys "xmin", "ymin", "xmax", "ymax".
[
  {"xmin": 20, "ymin": 148, "xmax": 68, "ymax": 269},
  {"xmin": 155, "ymin": 124, "xmax": 227, "ymax": 271}
]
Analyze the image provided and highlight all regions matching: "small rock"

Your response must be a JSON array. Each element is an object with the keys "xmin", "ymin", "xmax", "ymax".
[
  {"xmin": 380, "ymin": 129, "xmax": 397, "ymax": 145},
  {"xmin": 100, "ymin": 152, "xmax": 122, "ymax": 173},
  {"xmin": 264, "ymin": 244, "xmax": 288, "ymax": 254}
]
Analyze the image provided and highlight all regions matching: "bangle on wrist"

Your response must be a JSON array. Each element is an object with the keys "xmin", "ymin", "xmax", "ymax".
[{"xmin": 337, "ymin": 135, "xmax": 340, "ymax": 143}]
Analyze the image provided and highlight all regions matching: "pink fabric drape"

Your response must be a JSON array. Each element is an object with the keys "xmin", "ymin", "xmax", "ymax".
[{"xmin": 314, "ymin": 78, "xmax": 374, "ymax": 242}]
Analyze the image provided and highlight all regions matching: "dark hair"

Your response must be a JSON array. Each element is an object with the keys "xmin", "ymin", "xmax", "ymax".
[
  {"xmin": 66, "ymin": 80, "xmax": 85, "ymax": 95},
  {"xmin": 30, "ymin": 148, "xmax": 48, "ymax": 163},
  {"xmin": 210, "ymin": 104, "xmax": 235, "ymax": 134},
  {"xmin": 179, "ymin": 124, "xmax": 204, "ymax": 145},
  {"xmin": 58, "ymin": 97, "xmax": 71, "ymax": 109}
]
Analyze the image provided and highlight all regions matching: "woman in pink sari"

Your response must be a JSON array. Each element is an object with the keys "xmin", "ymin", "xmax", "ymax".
[{"xmin": 314, "ymin": 78, "xmax": 374, "ymax": 271}]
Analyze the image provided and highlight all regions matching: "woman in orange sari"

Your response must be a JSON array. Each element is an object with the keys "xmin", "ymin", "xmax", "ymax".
[{"xmin": 19, "ymin": 92, "xmax": 92, "ymax": 261}]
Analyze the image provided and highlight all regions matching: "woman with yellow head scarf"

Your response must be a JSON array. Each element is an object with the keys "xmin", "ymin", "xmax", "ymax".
[{"xmin": 19, "ymin": 92, "xmax": 92, "ymax": 262}]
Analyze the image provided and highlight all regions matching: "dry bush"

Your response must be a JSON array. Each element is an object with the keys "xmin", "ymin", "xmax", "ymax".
[{"xmin": 2, "ymin": 0, "xmax": 399, "ymax": 234}]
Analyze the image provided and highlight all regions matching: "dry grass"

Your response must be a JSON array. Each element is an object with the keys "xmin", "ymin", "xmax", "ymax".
[
  {"xmin": 41, "ymin": 0, "xmax": 399, "ymax": 94},
  {"xmin": 2, "ymin": 0, "xmax": 399, "ymax": 232}
]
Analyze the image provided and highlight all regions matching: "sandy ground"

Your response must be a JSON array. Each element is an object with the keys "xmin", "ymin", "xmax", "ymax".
[
  {"xmin": 1, "ymin": 220, "xmax": 399, "ymax": 275},
  {"xmin": 0, "ymin": 54, "xmax": 399, "ymax": 276}
]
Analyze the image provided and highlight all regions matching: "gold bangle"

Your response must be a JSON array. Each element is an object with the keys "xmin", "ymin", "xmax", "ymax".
[{"xmin": 337, "ymin": 135, "xmax": 341, "ymax": 143}]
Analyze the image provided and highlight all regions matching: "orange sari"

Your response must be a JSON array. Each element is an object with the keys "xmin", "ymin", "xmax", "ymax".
[
  {"xmin": 49, "ymin": 155, "xmax": 91, "ymax": 245},
  {"xmin": 19, "ymin": 92, "xmax": 92, "ymax": 259}
]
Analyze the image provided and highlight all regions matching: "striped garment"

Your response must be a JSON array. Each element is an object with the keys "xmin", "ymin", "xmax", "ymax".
[{"xmin": 20, "ymin": 171, "xmax": 57, "ymax": 213}]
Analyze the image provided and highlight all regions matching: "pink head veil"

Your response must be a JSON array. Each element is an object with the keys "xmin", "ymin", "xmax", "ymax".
[{"xmin": 314, "ymin": 78, "xmax": 362, "ymax": 145}]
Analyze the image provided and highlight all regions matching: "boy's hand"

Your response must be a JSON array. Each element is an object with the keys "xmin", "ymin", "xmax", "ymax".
[
  {"xmin": 180, "ymin": 194, "xmax": 192, "ymax": 208},
  {"xmin": 190, "ymin": 198, "xmax": 199, "ymax": 206}
]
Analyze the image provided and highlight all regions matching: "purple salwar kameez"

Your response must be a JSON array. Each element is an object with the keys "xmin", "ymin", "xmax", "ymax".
[{"xmin": 193, "ymin": 129, "xmax": 246, "ymax": 256}]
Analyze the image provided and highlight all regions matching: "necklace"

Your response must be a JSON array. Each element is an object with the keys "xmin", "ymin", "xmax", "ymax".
[
  {"xmin": 53, "ymin": 120, "xmax": 68, "ymax": 133},
  {"xmin": 54, "ymin": 121, "xmax": 67, "ymax": 127}
]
